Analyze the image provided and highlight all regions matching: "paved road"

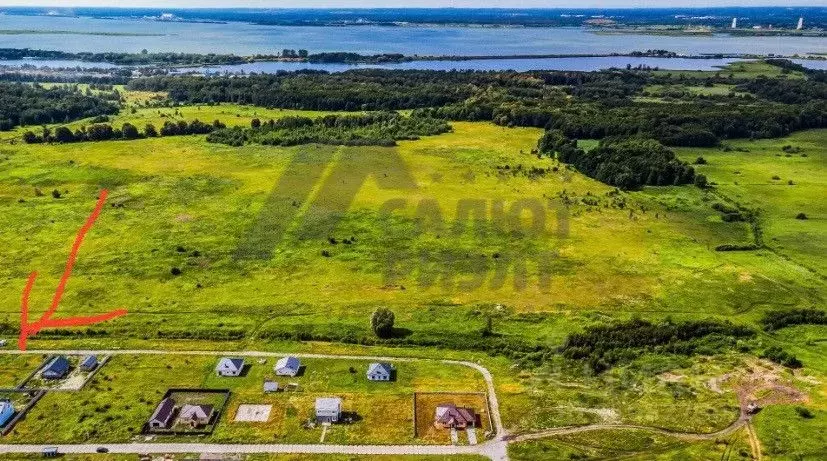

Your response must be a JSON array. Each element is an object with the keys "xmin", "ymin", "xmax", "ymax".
[{"xmin": 0, "ymin": 442, "xmax": 487, "ymax": 456}]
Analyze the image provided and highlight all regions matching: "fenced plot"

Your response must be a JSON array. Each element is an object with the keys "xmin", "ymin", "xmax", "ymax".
[
  {"xmin": 413, "ymin": 392, "xmax": 489, "ymax": 444},
  {"xmin": 144, "ymin": 388, "xmax": 231, "ymax": 436}
]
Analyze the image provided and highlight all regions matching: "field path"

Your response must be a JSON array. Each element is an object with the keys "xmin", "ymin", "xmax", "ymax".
[{"xmin": 0, "ymin": 348, "xmax": 751, "ymax": 460}]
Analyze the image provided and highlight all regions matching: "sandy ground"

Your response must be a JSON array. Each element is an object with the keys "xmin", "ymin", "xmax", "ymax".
[{"xmin": 234, "ymin": 404, "xmax": 272, "ymax": 422}]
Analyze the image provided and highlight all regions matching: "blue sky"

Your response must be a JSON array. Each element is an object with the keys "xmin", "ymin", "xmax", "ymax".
[{"xmin": 0, "ymin": 1, "xmax": 824, "ymax": 7}]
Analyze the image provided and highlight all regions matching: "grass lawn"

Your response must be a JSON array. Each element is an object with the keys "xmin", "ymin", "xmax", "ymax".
[
  {"xmin": 651, "ymin": 60, "xmax": 805, "ymax": 79},
  {"xmin": 0, "ymin": 354, "xmax": 44, "ymax": 388},
  {"xmin": 675, "ymin": 129, "xmax": 827, "ymax": 275}
]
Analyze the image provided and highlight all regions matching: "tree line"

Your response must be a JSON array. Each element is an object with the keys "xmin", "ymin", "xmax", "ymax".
[
  {"xmin": 22, "ymin": 119, "xmax": 226, "ymax": 144},
  {"xmin": 560, "ymin": 318, "xmax": 755, "ymax": 373},
  {"xmin": 0, "ymin": 82, "xmax": 118, "ymax": 131},
  {"xmin": 761, "ymin": 308, "xmax": 827, "ymax": 332},
  {"xmin": 206, "ymin": 112, "xmax": 450, "ymax": 147}
]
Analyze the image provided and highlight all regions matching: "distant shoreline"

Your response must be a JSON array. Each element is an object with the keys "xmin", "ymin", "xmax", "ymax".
[{"xmin": 2, "ymin": 48, "xmax": 825, "ymax": 68}]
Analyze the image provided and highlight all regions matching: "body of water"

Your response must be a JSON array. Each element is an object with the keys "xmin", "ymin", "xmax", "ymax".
[
  {"xmin": 178, "ymin": 57, "xmax": 744, "ymax": 74},
  {"xmin": 0, "ymin": 14, "xmax": 825, "ymax": 57},
  {"xmin": 4, "ymin": 56, "xmax": 827, "ymax": 74}
]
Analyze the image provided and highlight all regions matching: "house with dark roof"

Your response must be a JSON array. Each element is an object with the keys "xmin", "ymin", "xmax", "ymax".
[
  {"xmin": 178, "ymin": 404, "xmax": 214, "ymax": 428},
  {"xmin": 434, "ymin": 404, "xmax": 476, "ymax": 429},
  {"xmin": 148, "ymin": 398, "xmax": 177, "ymax": 430},
  {"xmin": 274, "ymin": 356, "xmax": 301, "ymax": 376},
  {"xmin": 215, "ymin": 357, "xmax": 245, "ymax": 377},
  {"xmin": 42, "ymin": 356, "xmax": 70, "ymax": 380},
  {"xmin": 79, "ymin": 355, "xmax": 98, "ymax": 372},
  {"xmin": 366, "ymin": 362, "xmax": 393, "ymax": 381}
]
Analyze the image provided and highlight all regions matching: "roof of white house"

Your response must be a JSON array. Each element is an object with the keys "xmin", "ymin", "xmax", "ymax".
[
  {"xmin": 217, "ymin": 357, "xmax": 244, "ymax": 371},
  {"xmin": 180, "ymin": 404, "xmax": 213, "ymax": 420},
  {"xmin": 263, "ymin": 380, "xmax": 279, "ymax": 391},
  {"xmin": 275, "ymin": 356, "xmax": 300, "ymax": 370},
  {"xmin": 0, "ymin": 400, "xmax": 12, "ymax": 413},
  {"xmin": 315, "ymin": 397, "xmax": 342, "ymax": 413},
  {"xmin": 367, "ymin": 362, "xmax": 393, "ymax": 375}
]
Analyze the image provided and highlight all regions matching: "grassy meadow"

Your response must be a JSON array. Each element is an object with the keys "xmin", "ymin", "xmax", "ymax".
[{"xmin": 0, "ymin": 93, "xmax": 824, "ymax": 458}]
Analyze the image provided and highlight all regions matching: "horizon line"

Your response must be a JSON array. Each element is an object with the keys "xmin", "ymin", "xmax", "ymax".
[{"xmin": 1, "ymin": 5, "xmax": 824, "ymax": 10}]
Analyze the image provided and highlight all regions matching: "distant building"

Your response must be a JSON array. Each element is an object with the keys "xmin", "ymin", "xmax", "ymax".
[
  {"xmin": 79, "ymin": 355, "xmax": 98, "ymax": 372},
  {"xmin": 731, "ymin": 17, "xmax": 738, "ymax": 29},
  {"xmin": 178, "ymin": 404, "xmax": 214, "ymax": 428},
  {"xmin": 274, "ymin": 356, "xmax": 301, "ymax": 377},
  {"xmin": 434, "ymin": 404, "xmax": 476, "ymax": 429},
  {"xmin": 0, "ymin": 400, "xmax": 14, "ymax": 427},
  {"xmin": 42, "ymin": 356, "xmax": 70, "ymax": 380},
  {"xmin": 315, "ymin": 397, "xmax": 342, "ymax": 423},
  {"xmin": 215, "ymin": 357, "xmax": 245, "ymax": 377},
  {"xmin": 263, "ymin": 380, "xmax": 279, "ymax": 393},
  {"xmin": 148, "ymin": 398, "xmax": 177, "ymax": 429},
  {"xmin": 366, "ymin": 362, "xmax": 393, "ymax": 381},
  {"xmin": 797, "ymin": 17, "xmax": 804, "ymax": 30}
]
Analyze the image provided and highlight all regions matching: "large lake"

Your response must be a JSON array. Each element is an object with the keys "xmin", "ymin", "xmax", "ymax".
[{"xmin": 1, "ymin": 14, "xmax": 825, "ymax": 57}]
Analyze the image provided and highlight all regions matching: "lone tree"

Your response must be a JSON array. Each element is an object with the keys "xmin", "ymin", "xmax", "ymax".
[{"xmin": 371, "ymin": 308, "xmax": 395, "ymax": 338}]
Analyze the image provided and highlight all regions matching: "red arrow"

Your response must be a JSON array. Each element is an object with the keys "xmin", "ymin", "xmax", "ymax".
[{"xmin": 19, "ymin": 189, "xmax": 128, "ymax": 350}]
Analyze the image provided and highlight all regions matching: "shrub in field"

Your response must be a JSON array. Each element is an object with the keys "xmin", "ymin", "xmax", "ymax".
[{"xmin": 370, "ymin": 307, "xmax": 395, "ymax": 339}]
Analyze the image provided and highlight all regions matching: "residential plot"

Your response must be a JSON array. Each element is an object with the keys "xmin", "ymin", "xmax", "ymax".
[
  {"xmin": 414, "ymin": 392, "xmax": 490, "ymax": 445},
  {"xmin": 3, "ymin": 353, "xmax": 486, "ymax": 445}
]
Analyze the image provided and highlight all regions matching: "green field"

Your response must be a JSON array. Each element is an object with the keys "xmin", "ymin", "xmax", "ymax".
[{"xmin": 0, "ymin": 90, "xmax": 825, "ymax": 458}]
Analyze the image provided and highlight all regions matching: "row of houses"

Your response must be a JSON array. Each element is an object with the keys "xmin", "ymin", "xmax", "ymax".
[
  {"xmin": 215, "ymin": 357, "xmax": 395, "ymax": 381},
  {"xmin": 41, "ymin": 355, "xmax": 98, "ymax": 380}
]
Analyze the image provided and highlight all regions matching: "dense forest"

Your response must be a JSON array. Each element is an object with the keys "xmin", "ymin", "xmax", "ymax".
[
  {"xmin": 129, "ymin": 66, "xmax": 827, "ymax": 149},
  {"xmin": 560, "ymin": 318, "xmax": 756, "ymax": 373},
  {"xmin": 0, "ymin": 82, "xmax": 119, "ymax": 130},
  {"xmin": 206, "ymin": 112, "xmax": 450, "ymax": 147},
  {"xmin": 538, "ymin": 131, "xmax": 698, "ymax": 189}
]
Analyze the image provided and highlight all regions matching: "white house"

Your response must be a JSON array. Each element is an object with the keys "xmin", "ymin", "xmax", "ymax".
[
  {"xmin": 274, "ymin": 356, "xmax": 301, "ymax": 376},
  {"xmin": 215, "ymin": 357, "xmax": 245, "ymax": 377},
  {"xmin": 0, "ymin": 400, "xmax": 14, "ymax": 427},
  {"xmin": 315, "ymin": 397, "xmax": 342, "ymax": 423},
  {"xmin": 366, "ymin": 362, "xmax": 393, "ymax": 381}
]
